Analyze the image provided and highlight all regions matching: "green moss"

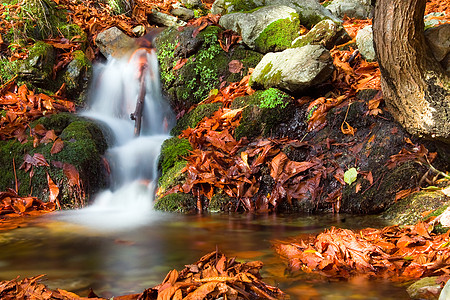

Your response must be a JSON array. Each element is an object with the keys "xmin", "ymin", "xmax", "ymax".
[
  {"xmin": 57, "ymin": 24, "xmax": 88, "ymax": 49},
  {"xmin": 0, "ymin": 58, "xmax": 20, "ymax": 85},
  {"xmin": 231, "ymin": 88, "xmax": 293, "ymax": 140},
  {"xmin": 62, "ymin": 50, "xmax": 92, "ymax": 104},
  {"xmin": 17, "ymin": 41, "xmax": 55, "ymax": 87},
  {"xmin": 224, "ymin": 0, "xmax": 262, "ymax": 13},
  {"xmin": 158, "ymin": 137, "xmax": 192, "ymax": 176},
  {"xmin": 292, "ymin": 20, "xmax": 348, "ymax": 49},
  {"xmin": 254, "ymin": 15, "xmax": 301, "ymax": 53},
  {"xmin": 0, "ymin": 114, "xmax": 108, "ymax": 208},
  {"xmin": 171, "ymin": 102, "xmax": 222, "ymax": 136},
  {"xmin": 154, "ymin": 192, "xmax": 196, "ymax": 212},
  {"xmin": 209, "ymin": 191, "xmax": 237, "ymax": 212}
]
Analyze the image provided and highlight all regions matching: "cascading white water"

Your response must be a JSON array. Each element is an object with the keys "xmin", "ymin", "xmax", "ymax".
[{"xmin": 59, "ymin": 48, "xmax": 174, "ymax": 230}]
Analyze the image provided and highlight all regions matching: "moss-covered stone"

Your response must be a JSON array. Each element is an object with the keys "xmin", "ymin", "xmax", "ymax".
[
  {"xmin": 158, "ymin": 137, "xmax": 192, "ymax": 176},
  {"xmin": 0, "ymin": 58, "xmax": 20, "ymax": 85},
  {"xmin": 382, "ymin": 189, "xmax": 450, "ymax": 226},
  {"xmin": 0, "ymin": 113, "xmax": 108, "ymax": 208},
  {"xmin": 157, "ymin": 160, "xmax": 187, "ymax": 198},
  {"xmin": 154, "ymin": 192, "xmax": 196, "ymax": 212},
  {"xmin": 209, "ymin": 191, "xmax": 238, "ymax": 212},
  {"xmin": 155, "ymin": 25, "xmax": 262, "ymax": 113},
  {"xmin": 231, "ymin": 88, "xmax": 294, "ymax": 140},
  {"xmin": 62, "ymin": 50, "xmax": 92, "ymax": 104},
  {"xmin": 16, "ymin": 41, "xmax": 55, "ymax": 89},
  {"xmin": 291, "ymin": 19, "xmax": 350, "ymax": 50},
  {"xmin": 171, "ymin": 102, "xmax": 223, "ymax": 136},
  {"xmin": 57, "ymin": 24, "xmax": 88, "ymax": 50},
  {"xmin": 254, "ymin": 14, "xmax": 301, "ymax": 53}
]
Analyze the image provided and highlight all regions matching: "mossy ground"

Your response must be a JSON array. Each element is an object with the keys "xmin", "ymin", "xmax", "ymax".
[{"xmin": 0, "ymin": 113, "xmax": 108, "ymax": 208}]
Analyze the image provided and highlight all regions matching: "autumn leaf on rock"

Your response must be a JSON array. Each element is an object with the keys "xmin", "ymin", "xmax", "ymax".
[{"xmin": 51, "ymin": 138, "xmax": 64, "ymax": 154}]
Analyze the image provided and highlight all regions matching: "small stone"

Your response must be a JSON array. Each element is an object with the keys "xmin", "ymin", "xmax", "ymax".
[
  {"xmin": 132, "ymin": 25, "xmax": 146, "ymax": 37},
  {"xmin": 356, "ymin": 25, "xmax": 376, "ymax": 61},
  {"xmin": 407, "ymin": 277, "xmax": 442, "ymax": 300},
  {"xmin": 425, "ymin": 23, "xmax": 450, "ymax": 62},
  {"xmin": 171, "ymin": 7, "xmax": 195, "ymax": 21},
  {"xmin": 179, "ymin": 0, "xmax": 202, "ymax": 9},
  {"xmin": 148, "ymin": 10, "xmax": 187, "ymax": 27}
]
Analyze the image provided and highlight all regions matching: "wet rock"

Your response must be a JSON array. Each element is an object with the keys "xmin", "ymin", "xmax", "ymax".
[
  {"xmin": 212, "ymin": 0, "xmax": 340, "ymax": 28},
  {"xmin": 325, "ymin": 0, "xmax": 373, "ymax": 19},
  {"xmin": 154, "ymin": 193, "xmax": 196, "ymax": 212},
  {"xmin": 407, "ymin": 277, "xmax": 442, "ymax": 300},
  {"xmin": 148, "ymin": 10, "xmax": 187, "ymax": 27},
  {"xmin": 63, "ymin": 50, "xmax": 92, "ymax": 105},
  {"xmin": 355, "ymin": 24, "xmax": 376, "ymax": 61},
  {"xmin": 249, "ymin": 45, "xmax": 334, "ymax": 94},
  {"xmin": 425, "ymin": 23, "xmax": 450, "ymax": 71},
  {"xmin": 155, "ymin": 26, "xmax": 263, "ymax": 113},
  {"xmin": 219, "ymin": 5, "xmax": 301, "ymax": 53},
  {"xmin": 171, "ymin": 102, "xmax": 223, "ymax": 136},
  {"xmin": 171, "ymin": 7, "xmax": 196, "ymax": 21},
  {"xmin": 292, "ymin": 19, "xmax": 350, "ymax": 49},
  {"xmin": 95, "ymin": 27, "xmax": 136, "ymax": 58}
]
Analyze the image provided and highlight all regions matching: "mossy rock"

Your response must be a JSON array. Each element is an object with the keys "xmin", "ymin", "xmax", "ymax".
[
  {"xmin": 170, "ymin": 102, "xmax": 223, "ymax": 136},
  {"xmin": 254, "ymin": 13, "xmax": 302, "ymax": 53},
  {"xmin": 157, "ymin": 160, "xmax": 187, "ymax": 198},
  {"xmin": 231, "ymin": 88, "xmax": 294, "ymax": 140},
  {"xmin": 57, "ymin": 24, "xmax": 88, "ymax": 50},
  {"xmin": 291, "ymin": 19, "xmax": 350, "ymax": 50},
  {"xmin": 17, "ymin": 41, "xmax": 56, "ymax": 87},
  {"xmin": 155, "ymin": 25, "xmax": 262, "ymax": 114},
  {"xmin": 0, "ymin": 113, "xmax": 109, "ymax": 208},
  {"xmin": 0, "ymin": 58, "xmax": 21, "ymax": 85},
  {"xmin": 154, "ymin": 192, "xmax": 196, "ymax": 212},
  {"xmin": 382, "ymin": 189, "xmax": 450, "ymax": 226},
  {"xmin": 209, "ymin": 191, "xmax": 238, "ymax": 212},
  {"xmin": 158, "ymin": 136, "xmax": 192, "ymax": 176},
  {"xmin": 62, "ymin": 50, "xmax": 92, "ymax": 105}
]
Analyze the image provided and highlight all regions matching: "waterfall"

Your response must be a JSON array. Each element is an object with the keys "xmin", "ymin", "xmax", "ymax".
[{"xmin": 59, "ymin": 48, "xmax": 174, "ymax": 230}]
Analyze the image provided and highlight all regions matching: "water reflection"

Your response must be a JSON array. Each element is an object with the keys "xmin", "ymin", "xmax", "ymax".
[{"xmin": 0, "ymin": 213, "xmax": 410, "ymax": 299}]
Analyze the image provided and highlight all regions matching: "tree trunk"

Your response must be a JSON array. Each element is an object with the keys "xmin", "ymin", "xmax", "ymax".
[{"xmin": 373, "ymin": 0, "xmax": 450, "ymax": 143}]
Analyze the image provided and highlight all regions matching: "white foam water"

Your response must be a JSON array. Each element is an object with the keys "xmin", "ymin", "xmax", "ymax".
[{"xmin": 58, "ymin": 49, "xmax": 174, "ymax": 230}]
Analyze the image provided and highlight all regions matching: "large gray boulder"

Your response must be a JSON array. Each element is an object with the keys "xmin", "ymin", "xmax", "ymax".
[
  {"xmin": 95, "ymin": 27, "xmax": 136, "ymax": 58},
  {"xmin": 325, "ymin": 0, "xmax": 373, "ymax": 19},
  {"xmin": 219, "ymin": 6, "xmax": 302, "ymax": 53},
  {"xmin": 212, "ymin": 0, "xmax": 340, "ymax": 28},
  {"xmin": 249, "ymin": 44, "xmax": 334, "ymax": 93},
  {"xmin": 355, "ymin": 25, "xmax": 376, "ymax": 61}
]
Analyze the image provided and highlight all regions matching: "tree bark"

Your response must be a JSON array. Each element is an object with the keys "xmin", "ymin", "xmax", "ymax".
[{"xmin": 373, "ymin": 0, "xmax": 450, "ymax": 143}]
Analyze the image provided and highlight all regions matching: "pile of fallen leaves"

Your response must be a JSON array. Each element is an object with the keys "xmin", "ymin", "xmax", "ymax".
[
  {"xmin": 274, "ymin": 222, "xmax": 450, "ymax": 282},
  {"xmin": 0, "ymin": 251, "xmax": 288, "ymax": 300},
  {"xmin": 0, "ymin": 79, "xmax": 75, "ymax": 141},
  {"xmin": 0, "ymin": 189, "xmax": 55, "ymax": 215}
]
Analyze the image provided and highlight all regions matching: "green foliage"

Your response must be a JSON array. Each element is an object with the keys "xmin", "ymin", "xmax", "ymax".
[
  {"xmin": 0, "ymin": 58, "xmax": 20, "ymax": 85},
  {"xmin": 258, "ymin": 88, "xmax": 290, "ymax": 109},
  {"xmin": 158, "ymin": 137, "xmax": 192, "ymax": 176}
]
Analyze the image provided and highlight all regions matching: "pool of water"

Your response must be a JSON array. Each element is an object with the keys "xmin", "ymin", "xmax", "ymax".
[{"xmin": 0, "ymin": 212, "xmax": 411, "ymax": 299}]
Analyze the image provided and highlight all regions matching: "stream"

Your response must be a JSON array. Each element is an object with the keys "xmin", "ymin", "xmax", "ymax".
[
  {"xmin": 0, "ymin": 48, "xmax": 412, "ymax": 299},
  {"xmin": 0, "ymin": 213, "xmax": 411, "ymax": 299}
]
